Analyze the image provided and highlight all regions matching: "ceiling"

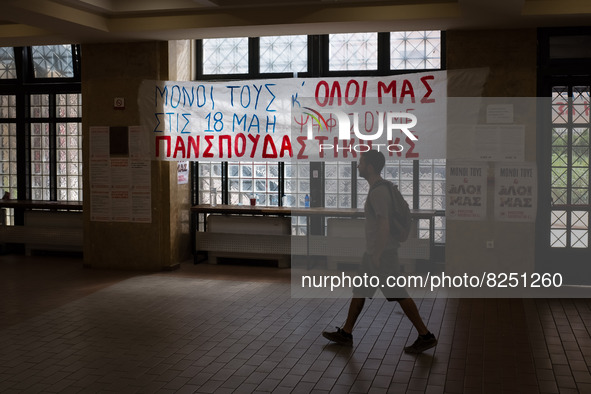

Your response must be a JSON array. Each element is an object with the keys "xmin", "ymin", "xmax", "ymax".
[{"xmin": 1, "ymin": 0, "xmax": 591, "ymax": 46}]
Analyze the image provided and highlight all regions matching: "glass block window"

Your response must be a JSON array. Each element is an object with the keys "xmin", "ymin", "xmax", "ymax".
[
  {"xmin": 30, "ymin": 94, "xmax": 50, "ymax": 118},
  {"xmin": 0, "ymin": 125, "xmax": 17, "ymax": 196},
  {"xmin": 325, "ymin": 162, "xmax": 353, "ymax": 209},
  {"xmin": 57, "ymin": 122, "xmax": 82, "ymax": 201},
  {"xmin": 375, "ymin": 160, "xmax": 414, "ymax": 207},
  {"xmin": 391, "ymin": 31, "xmax": 441, "ymax": 70},
  {"xmin": 31, "ymin": 45, "xmax": 75, "ymax": 78},
  {"xmin": 329, "ymin": 33, "xmax": 378, "ymax": 71},
  {"xmin": 260, "ymin": 35, "xmax": 308, "ymax": 74},
  {"xmin": 30, "ymin": 122, "xmax": 51, "ymax": 200},
  {"xmin": 57, "ymin": 93, "xmax": 82, "ymax": 118},
  {"xmin": 198, "ymin": 162, "xmax": 222, "ymax": 230},
  {"xmin": 418, "ymin": 159, "xmax": 446, "ymax": 242},
  {"xmin": 203, "ymin": 38, "xmax": 248, "ymax": 74},
  {"xmin": 1, "ymin": 94, "xmax": 16, "ymax": 119},
  {"xmin": 286, "ymin": 162, "xmax": 310, "ymax": 235},
  {"xmin": 550, "ymin": 85, "xmax": 590, "ymax": 248},
  {"xmin": 1, "ymin": 94, "xmax": 17, "ymax": 225},
  {"xmin": 0, "ymin": 48, "xmax": 17, "ymax": 79},
  {"xmin": 229, "ymin": 162, "xmax": 279, "ymax": 206}
]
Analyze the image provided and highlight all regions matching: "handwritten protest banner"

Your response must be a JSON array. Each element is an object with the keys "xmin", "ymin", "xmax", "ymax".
[{"xmin": 138, "ymin": 71, "xmax": 447, "ymax": 161}]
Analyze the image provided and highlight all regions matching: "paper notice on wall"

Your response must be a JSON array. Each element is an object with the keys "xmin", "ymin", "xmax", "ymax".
[
  {"xmin": 129, "ymin": 126, "xmax": 150, "ymax": 158},
  {"xmin": 131, "ymin": 159, "xmax": 151, "ymax": 191},
  {"xmin": 90, "ymin": 190, "xmax": 111, "ymax": 221},
  {"xmin": 474, "ymin": 125, "xmax": 524, "ymax": 161},
  {"xmin": 446, "ymin": 163, "xmax": 488, "ymax": 221},
  {"xmin": 90, "ymin": 126, "xmax": 110, "ymax": 158},
  {"xmin": 111, "ymin": 190, "xmax": 131, "ymax": 222},
  {"xmin": 495, "ymin": 163, "xmax": 537, "ymax": 222},
  {"xmin": 131, "ymin": 191, "xmax": 151, "ymax": 223},
  {"xmin": 177, "ymin": 161, "xmax": 189, "ymax": 185},
  {"xmin": 89, "ymin": 159, "xmax": 110, "ymax": 189},
  {"xmin": 90, "ymin": 126, "xmax": 152, "ymax": 223},
  {"xmin": 486, "ymin": 104, "xmax": 514, "ymax": 124}
]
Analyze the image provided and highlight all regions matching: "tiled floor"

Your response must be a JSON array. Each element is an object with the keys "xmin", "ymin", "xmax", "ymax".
[{"xmin": 1, "ymin": 254, "xmax": 591, "ymax": 393}]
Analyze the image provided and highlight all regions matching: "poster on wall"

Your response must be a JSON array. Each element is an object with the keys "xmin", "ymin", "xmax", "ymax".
[
  {"xmin": 494, "ymin": 163, "xmax": 537, "ymax": 222},
  {"xmin": 177, "ymin": 161, "xmax": 189, "ymax": 185},
  {"xmin": 446, "ymin": 162, "xmax": 488, "ymax": 221},
  {"xmin": 89, "ymin": 126, "xmax": 152, "ymax": 223},
  {"xmin": 473, "ymin": 125, "xmax": 524, "ymax": 161},
  {"xmin": 138, "ymin": 70, "xmax": 448, "ymax": 162}
]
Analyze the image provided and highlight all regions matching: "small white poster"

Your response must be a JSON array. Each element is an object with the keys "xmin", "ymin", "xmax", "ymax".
[
  {"xmin": 177, "ymin": 161, "xmax": 189, "ymax": 185},
  {"xmin": 89, "ymin": 126, "xmax": 110, "ymax": 158},
  {"xmin": 474, "ymin": 125, "xmax": 525, "ymax": 161},
  {"xmin": 495, "ymin": 163, "xmax": 537, "ymax": 222},
  {"xmin": 446, "ymin": 162, "xmax": 488, "ymax": 221}
]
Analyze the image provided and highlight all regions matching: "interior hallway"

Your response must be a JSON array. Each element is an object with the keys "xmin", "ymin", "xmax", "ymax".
[{"xmin": 1, "ymin": 255, "xmax": 590, "ymax": 393}]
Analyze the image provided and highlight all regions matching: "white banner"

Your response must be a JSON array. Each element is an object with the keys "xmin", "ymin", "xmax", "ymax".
[{"xmin": 138, "ymin": 70, "xmax": 447, "ymax": 161}]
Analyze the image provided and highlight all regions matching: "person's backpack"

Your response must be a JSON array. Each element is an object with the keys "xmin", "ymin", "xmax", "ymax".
[{"xmin": 374, "ymin": 180, "xmax": 412, "ymax": 242}]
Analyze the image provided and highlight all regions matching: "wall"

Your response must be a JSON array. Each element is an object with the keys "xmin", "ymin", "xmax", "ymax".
[
  {"xmin": 445, "ymin": 29, "xmax": 538, "ymax": 275},
  {"xmin": 82, "ymin": 41, "xmax": 190, "ymax": 270},
  {"xmin": 167, "ymin": 40, "xmax": 193, "ymax": 267}
]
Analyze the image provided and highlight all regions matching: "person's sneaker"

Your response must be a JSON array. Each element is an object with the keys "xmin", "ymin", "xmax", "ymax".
[
  {"xmin": 322, "ymin": 327, "xmax": 353, "ymax": 346},
  {"xmin": 404, "ymin": 333, "xmax": 437, "ymax": 354}
]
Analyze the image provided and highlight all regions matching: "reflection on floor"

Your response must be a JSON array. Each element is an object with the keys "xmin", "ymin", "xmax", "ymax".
[{"xmin": 0, "ymin": 254, "xmax": 589, "ymax": 393}]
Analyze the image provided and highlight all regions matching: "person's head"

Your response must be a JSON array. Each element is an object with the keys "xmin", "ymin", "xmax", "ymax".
[{"xmin": 358, "ymin": 150, "xmax": 385, "ymax": 179}]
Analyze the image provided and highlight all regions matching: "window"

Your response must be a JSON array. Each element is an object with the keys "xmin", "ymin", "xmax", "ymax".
[
  {"xmin": 260, "ymin": 35, "xmax": 308, "ymax": 74},
  {"xmin": 391, "ymin": 31, "xmax": 441, "ymax": 70},
  {"xmin": 329, "ymin": 33, "xmax": 378, "ymax": 71},
  {"xmin": 0, "ymin": 94, "xmax": 16, "ymax": 225},
  {"xmin": 0, "ymin": 48, "xmax": 17, "ymax": 79},
  {"xmin": 202, "ymin": 38, "xmax": 249, "ymax": 75},
  {"xmin": 31, "ymin": 45, "xmax": 75, "ymax": 78},
  {"xmin": 550, "ymin": 86, "xmax": 590, "ymax": 248},
  {"xmin": 195, "ymin": 32, "xmax": 445, "ymax": 239},
  {"xmin": 0, "ymin": 46, "xmax": 81, "ymax": 218},
  {"xmin": 229, "ymin": 162, "xmax": 280, "ymax": 206}
]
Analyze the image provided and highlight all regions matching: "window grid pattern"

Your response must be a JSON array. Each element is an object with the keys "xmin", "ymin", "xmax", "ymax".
[
  {"xmin": 550, "ymin": 86, "xmax": 590, "ymax": 248},
  {"xmin": 202, "ymin": 38, "xmax": 248, "ymax": 75},
  {"xmin": 198, "ymin": 162, "xmax": 222, "ymax": 231},
  {"xmin": 325, "ymin": 162, "xmax": 353, "ymax": 209},
  {"xmin": 31, "ymin": 94, "xmax": 50, "ymax": 118},
  {"xmin": 31, "ymin": 45, "xmax": 74, "ymax": 78},
  {"xmin": 30, "ymin": 122, "xmax": 51, "ymax": 200},
  {"xmin": 1, "ymin": 94, "xmax": 17, "ymax": 225},
  {"xmin": 391, "ymin": 31, "xmax": 441, "ymax": 70},
  {"xmin": 58, "ymin": 93, "xmax": 82, "ymax": 118},
  {"xmin": 260, "ymin": 35, "xmax": 308, "ymax": 74},
  {"xmin": 329, "ymin": 33, "xmax": 378, "ymax": 71},
  {"xmin": 418, "ymin": 159, "xmax": 446, "ymax": 243},
  {"xmin": 57, "ymin": 122, "xmax": 82, "ymax": 201},
  {"xmin": 229, "ymin": 162, "xmax": 279, "ymax": 207},
  {"xmin": 286, "ymin": 162, "xmax": 309, "ymax": 235},
  {"xmin": 0, "ymin": 48, "xmax": 17, "ymax": 79}
]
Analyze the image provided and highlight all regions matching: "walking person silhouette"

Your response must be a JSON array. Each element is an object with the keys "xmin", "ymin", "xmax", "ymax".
[{"xmin": 322, "ymin": 150, "xmax": 437, "ymax": 353}]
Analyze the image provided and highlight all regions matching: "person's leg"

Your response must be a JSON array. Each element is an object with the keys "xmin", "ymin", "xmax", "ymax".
[
  {"xmin": 322, "ymin": 297, "xmax": 366, "ymax": 345},
  {"xmin": 342, "ymin": 297, "xmax": 365, "ymax": 334},
  {"xmin": 398, "ymin": 298, "xmax": 437, "ymax": 353},
  {"xmin": 398, "ymin": 298, "xmax": 428, "ymax": 335}
]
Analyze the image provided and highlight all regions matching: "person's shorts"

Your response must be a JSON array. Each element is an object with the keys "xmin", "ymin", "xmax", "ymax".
[{"xmin": 352, "ymin": 249, "xmax": 409, "ymax": 302}]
